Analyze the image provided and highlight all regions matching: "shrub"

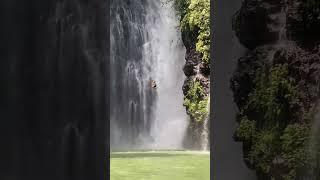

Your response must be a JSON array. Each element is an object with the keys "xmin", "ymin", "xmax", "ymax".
[{"xmin": 183, "ymin": 80, "xmax": 209, "ymax": 122}]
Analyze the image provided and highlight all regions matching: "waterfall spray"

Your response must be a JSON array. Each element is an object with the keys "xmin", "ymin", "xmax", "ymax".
[
  {"xmin": 145, "ymin": 1, "xmax": 188, "ymax": 149},
  {"xmin": 110, "ymin": 0, "xmax": 187, "ymax": 150},
  {"xmin": 306, "ymin": 104, "xmax": 320, "ymax": 179},
  {"xmin": 201, "ymin": 96, "xmax": 210, "ymax": 151}
]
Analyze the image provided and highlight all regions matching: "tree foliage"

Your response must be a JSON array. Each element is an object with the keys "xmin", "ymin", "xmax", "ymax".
[
  {"xmin": 173, "ymin": 0, "xmax": 210, "ymax": 63},
  {"xmin": 183, "ymin": 80, "xmax": 209, "ymax": 122},
  {"xmin": 281, "ymin": 124, "xmax": 310, "ymax": 179},
  {"xmin": 235, "ymin": 64, "xmax": 312, "ymax": 179},
  {"xmin": 245, "ymin": 64, "xmax": 300, "ymax": 129}
]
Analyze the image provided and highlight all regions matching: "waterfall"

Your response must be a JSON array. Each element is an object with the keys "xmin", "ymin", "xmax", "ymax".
[
  {"xmin": 201, "ymin": 96, "xmax": 210, "ymax": 151},
  {"xmin": 110, "ymin": 0, "xmax": 187, "ymax": 150},
  {"xmin": 306, "ymin": 105, "xmax": 320, "ymax": 179},
  {"xmin": 268, "ymin": 1, "xmax": 288, "ymax": 43}
]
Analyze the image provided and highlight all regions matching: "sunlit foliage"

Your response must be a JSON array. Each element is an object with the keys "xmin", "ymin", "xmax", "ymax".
[
  {"xmin": 173, "ymin": 0, "xmax": 210, "ymax": 63},
  {"xmin": 183, "ymin": 80, "xmax": 209, "ymax": 122}
]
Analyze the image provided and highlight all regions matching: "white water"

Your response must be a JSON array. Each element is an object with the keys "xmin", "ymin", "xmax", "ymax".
[
  {"xmin": 110, "ymin": 0, "xmax": 188, "ymax": 150},
  {"xmin": 268, "ymin": 3, "xmax": 288, "ymax": 43},
  {"xmin": 143, "ymin": 1, "xmax": 188, "ymax": 149},
  {"xmin": 306, "ymin": 105, "xmax": 320, "ymax": 178},
  {"xmin": 201, "ymin": 96, "xmax": 210, "ymax": 151}
]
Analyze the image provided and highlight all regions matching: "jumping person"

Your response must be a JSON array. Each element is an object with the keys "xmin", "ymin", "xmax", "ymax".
[{"xmin": 150, "ymin": 79, "xmax": 157, "ymax": 89}]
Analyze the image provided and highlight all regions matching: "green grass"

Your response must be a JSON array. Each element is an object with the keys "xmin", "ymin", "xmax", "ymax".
[{"xmin": 110, "ymin": 151, "xmax": 210, "ymax": 180}]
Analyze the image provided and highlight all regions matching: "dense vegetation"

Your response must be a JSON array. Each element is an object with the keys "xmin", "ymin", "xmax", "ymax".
[
  {"xmin": 183, "ymin": 80, "xmax": 209, "ymax": 122},
  {"xmin": 170, "ymin": 0, "xmax": 210, "ymax": 148},
  {"xmin": 173, "ymin": 0, "xmax": 210, "ymax": 121},
  {"xmin": 234, "ymin": 62, "xmax": 311, "ymax": 179},
  {"xmin": 173, "ymin": 0, "xmax": 210, "ymax": 63}
]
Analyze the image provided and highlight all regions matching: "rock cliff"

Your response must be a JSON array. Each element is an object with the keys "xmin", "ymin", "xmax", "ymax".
[
  {"xmin": 231, "ymin": 0, "xmax": 320, "ymax": 179},
  {"xmin": 181, "ymin": 29, "xmax": 210, "ymax": 149},
  {"xmin": 232, "ymin": 0, "xmax": 320, "ymax": 179}
]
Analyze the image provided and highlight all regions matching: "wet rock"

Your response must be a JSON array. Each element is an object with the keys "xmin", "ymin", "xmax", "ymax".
[
  {"xmin": 199, "ymin": 63, "xmax": 210, "ymax": 76},
  {"xmin": 182, "ymin": 76, "xmax": 193, "ymax": 96},
  {"xmin": 183, "ymin": 49, "xmax": 202, "ymax": 76},
  {"xmin": 183, "ymin": 61, "xmax": 197, "ymax": 76}
]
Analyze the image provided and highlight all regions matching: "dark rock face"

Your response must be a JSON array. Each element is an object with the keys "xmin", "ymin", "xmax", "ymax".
[
  {"xmin": 234, "ymin": 0, "xmax": 320, "ymax": 49},
  {"xmin": 182, "ymin": 49, "xmax": 210, "ymax": 97},
  {"xmin": 0, "ymin": 1, "xmax": 108, "ymax": 180},
  {"xmin": 199, "ymin": 63, "xmax": 210, "ymax": 76},
  {"xmin": 273, "ymin": 44, "xmax": 320, "ymax": 112},
  {"xmin": 231, "ymin": 45, "xmax": 275, "ymax": 107},
  {"xmin": 233, "ymin": 0, "xmax": 287, "ymax": 49},
  {"xmin": 183, "ymin": 50, "xmax": 199, "ymax": 76},
  {"xmin": 181, "ymin": 42, "xmax": 210, "ymax": 149},
  {"xmin": 232, "ymin": 42, "xmax": 320, "ymax": 120}
]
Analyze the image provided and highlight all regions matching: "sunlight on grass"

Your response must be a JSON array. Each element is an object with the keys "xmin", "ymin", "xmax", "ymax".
[{"xmin": 110, "ymin": 151, "xmax": 210, "ymax": 180}]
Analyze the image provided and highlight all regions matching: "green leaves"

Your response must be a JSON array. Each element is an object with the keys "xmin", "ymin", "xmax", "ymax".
[
  {"xmin": 249, "ymin": 129, "xmax": 280, "ymax": 174},
  {"xmin": 183, "ymin": 80, "xmax": 209, "ymax": 122},
  {"xmin": 186, "ymin": 0, "xmax": 210, "ymax": 63},
  {"xmin": 245, "ymin": 64, "xmax": 300, "ymax": 128},
  {"xmin": 174, "ymin": 0, "xmax": 210, "ymax": 63},
  {"xmin": 280, "ymin": 124, "xmax": 310, "ymax": 180},
  {"xmin": 235, "ymin": 63, "xmax": 312, "ymax": 178},
  {"xmin": 236, "ymin": 116, "xmax": 256, "ymax": 142}
]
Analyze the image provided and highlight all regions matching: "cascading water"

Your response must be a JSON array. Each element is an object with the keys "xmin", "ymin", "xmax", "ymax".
[
  {"xmin": 306, "ymin": 108, "xmax": 320, "ymax": 179},
  {"xmin": 201, "ymin": 96, "xmax": 210, "ymax": 151},
  {"xmin": 110, "ymin": 0, "xmax": 187, "ymax": 150},
  {"xmin": 268, "ymin": 5, "xmax": 288, "ymax": 43}
]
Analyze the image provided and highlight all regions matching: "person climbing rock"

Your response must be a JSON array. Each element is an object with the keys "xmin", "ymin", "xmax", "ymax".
[{"xmin": 150, "ymin": 79, "xmax": 157, "ymax": 89}]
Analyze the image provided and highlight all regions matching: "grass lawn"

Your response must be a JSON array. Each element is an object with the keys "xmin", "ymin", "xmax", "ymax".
[{"xmin": 110, "ymin": 151, "xmax": 210, "ymax": 180}]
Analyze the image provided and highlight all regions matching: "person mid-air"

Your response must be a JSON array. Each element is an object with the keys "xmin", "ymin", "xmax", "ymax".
[{"xmin": 150, "ymin": 79, "xmax": 157, "ymax": 89}]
